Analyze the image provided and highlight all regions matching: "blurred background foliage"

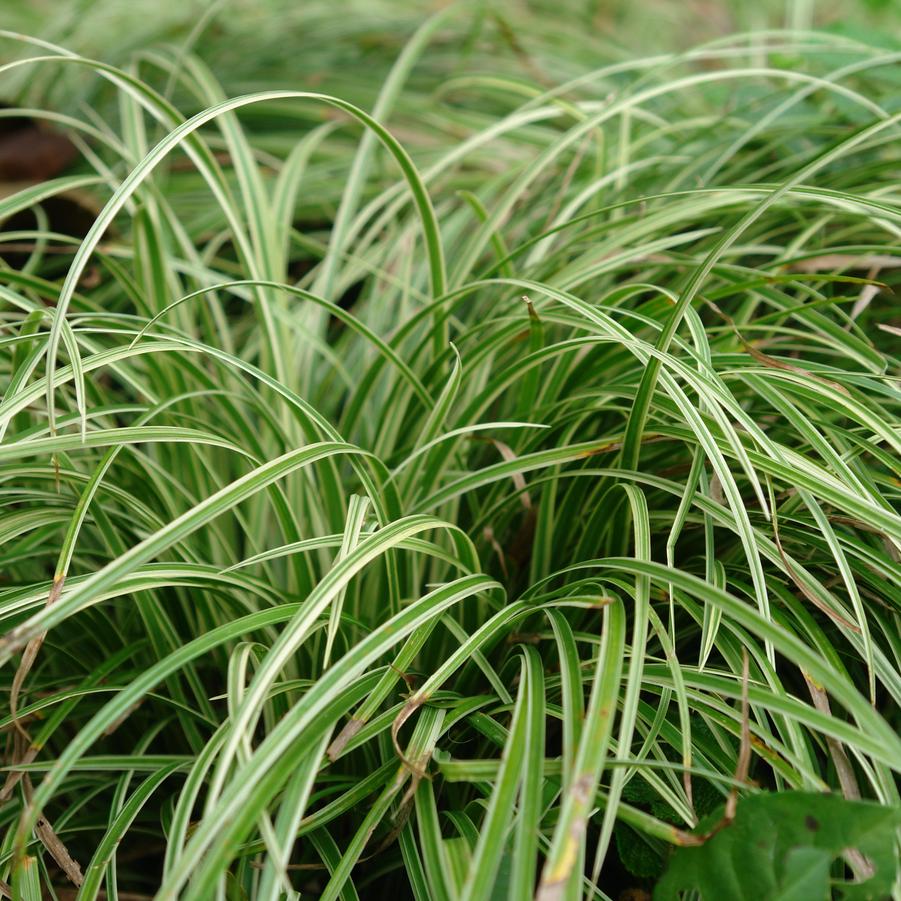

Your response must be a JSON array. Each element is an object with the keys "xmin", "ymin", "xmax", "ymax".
[
  {"xmin": 2, "ymin": 0, "xmax": 899, "ymax": 112},
  {"xmin": 3, "ymin": 0, "xmax": 898, "ymax": 240}
]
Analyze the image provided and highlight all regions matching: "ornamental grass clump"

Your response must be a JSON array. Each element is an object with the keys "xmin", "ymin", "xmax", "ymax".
[{"xmin": 0, "ymin": 7, "xmax": 899, "ymax": 899}]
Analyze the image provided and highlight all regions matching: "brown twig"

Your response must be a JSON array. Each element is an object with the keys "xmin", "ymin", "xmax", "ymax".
[{"xmin": 22, "ymin": 775, "xmax": 84, "ymax": 887}]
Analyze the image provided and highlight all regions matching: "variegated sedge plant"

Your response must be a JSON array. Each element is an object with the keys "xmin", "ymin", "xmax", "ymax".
[{"xmin": 0, "ymin": 6, "xmax": 899, "ymax": 900}]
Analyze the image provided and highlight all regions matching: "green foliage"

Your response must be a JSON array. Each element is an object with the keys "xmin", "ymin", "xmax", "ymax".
[
  {"xmin": 0, "ymin": 1, "xmax": 899, "ymax": 898},
  {"xmin": 617, "ymin": 777, "xmax": 724, "ymax": 878},
  {"xmin": 616, "ymin": 824, "xmax": 666, "ymax": 880},
  {"xmin": 656, "ymin": 792, "xmax": 901, "ymax": 901}
]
